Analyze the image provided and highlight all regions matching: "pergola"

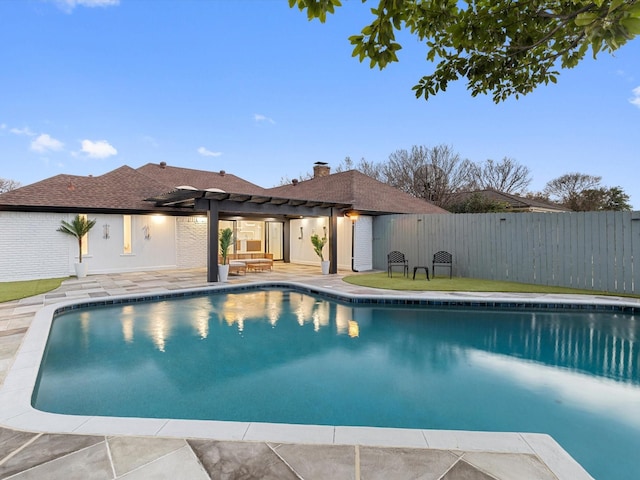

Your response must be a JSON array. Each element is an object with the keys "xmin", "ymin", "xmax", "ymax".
[{"xmin": 147, "ymin": 188, "xmax": 353, "ymax": 282}]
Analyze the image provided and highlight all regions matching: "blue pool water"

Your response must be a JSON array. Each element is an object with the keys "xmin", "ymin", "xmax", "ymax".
[{"xmin": 34, "ymin": 288, "xmax": 640, "ymax": 479}]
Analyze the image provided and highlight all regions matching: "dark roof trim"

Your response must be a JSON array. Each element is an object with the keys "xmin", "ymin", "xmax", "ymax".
[
  {"xmin": 0, "ymin": 205, "xmax": 198, "ymax": 216},
  {"xmin": 147, "ymin": 189, "xmax": 353, "ymax": 213}
]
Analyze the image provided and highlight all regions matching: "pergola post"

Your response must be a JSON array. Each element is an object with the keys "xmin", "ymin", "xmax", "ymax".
[
  {"xmin": 283, "ymin": 219, "xmax": 291, "ymax": 263},
  {"xmin": 206, "ymin": 201, "xmax": 220, "ymax": 282},
  {"xmin": 329, "ymin": 208, "xmax": 338, "ymax": 274}
]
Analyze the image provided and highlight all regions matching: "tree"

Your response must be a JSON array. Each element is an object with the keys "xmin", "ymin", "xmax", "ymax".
[
  {"xmin": 57, "ymin": 214, "xmax": 97, "ymax": 264},
  {"xmin": 290, "ymin": 0, "xmax": 640, "ymax": 102},
  {"xmin": 277, "ymin": 156, "xmax": 382, "ymax": 185},
  {"xmin": 447, "ymin": 192, "xmax": 510, "ymax": 213},
  {"xmin": 0, "ymin": 177, "xmax": 21, "ymax": 193},
  {"xmin": 333, "ymin": 156, "xmax": 383, "ymax": 180},
  {"xmin": 310, "ymin": 233, "xmax": 328, "ymax": 260},
  {"xmin": 219, "ymin": 227, "xmax": 234, "ymax": 265},
  {"xmin": 466, "ymin": 157, "xmax": 532, "ymax": 194},
  {"xmin": 381, "ymin": 144, "xmax": 471, "ymax": 206},
  {"xmin": 544, "ymin": 172, "xmax": 602, "ymax": 204},
  {"xmin": 277, "ymin": 169, "xmax": 313, "ymax": 185},
  {"xmin": 381, "ymin": 146, "xmax": 429, "ymax": 196},
  {"xmin": 523, "ymin": 191, "xmax": 552, "ymax": 203},
  {"xmin": 601, "ymin": 186, "xmax": 632, "ymax": 210},
  {"xmin": 544, "ymin": 173, "xmax": 632, "ymax": 211},
  {"xmin": 569, "ymin": 186, "xmax": 632, "ymax": 211}
]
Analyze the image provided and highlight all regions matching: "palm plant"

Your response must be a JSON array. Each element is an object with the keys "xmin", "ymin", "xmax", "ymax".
[
  {"xmin": 310, "ymin": 233, "xmax": 327, "ymax": 261},
  {"xmin": 57, "ymin": 214, "xmax": 97, "ymax": 263},
  {"xmin": 219, "ymin": 227, "xmax": 233, "ymax": 265}
]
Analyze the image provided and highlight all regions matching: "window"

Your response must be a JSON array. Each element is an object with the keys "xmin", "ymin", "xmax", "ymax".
[
  {"xmin": 123, "ymin": 215, "xmax": 132, "ymax": 254},
  {"xmin": 80, "ymin": 214, "xmax": 89, "ymax": 258}
]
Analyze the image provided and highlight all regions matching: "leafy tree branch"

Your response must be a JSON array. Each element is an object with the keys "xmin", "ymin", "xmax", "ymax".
[{"xmin": 290, "ymin": 0, "xmax": 640, "ymax": 102}]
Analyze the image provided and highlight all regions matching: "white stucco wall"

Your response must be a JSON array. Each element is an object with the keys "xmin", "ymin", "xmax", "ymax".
[
  {"xmin": 0, "ymin": 212, "xmax": 180, "ymax": 282},
  {"xmin": 289, "ymin": 217, "xmax": 353, "ymax": 270},
  {"xmin": 88, "ymin": 213, "xmax": 178, "ymax": 274}
]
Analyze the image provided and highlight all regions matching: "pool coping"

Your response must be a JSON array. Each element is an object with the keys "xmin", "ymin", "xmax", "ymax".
[{"xmin": 2, "ymin": 280, "xmax": 628, "ymax": 480}]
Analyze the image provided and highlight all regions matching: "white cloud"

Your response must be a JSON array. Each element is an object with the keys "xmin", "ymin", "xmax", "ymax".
[
  {"xmin": 616, "ymin": 69, "xmax": 635, "ymax": 82},
  {"xmin": 0, "ymin": 124, "xmax": 6, "ymax": 130},
  {"xmin": 253, "ymin": 113, "xmax": 275, "ymax": 124},
  {"xmin": 630, "ymin": 86, "xmax": 640, "ymax": 108},
  {"xmin": 197, "ymin": 147, "xmax": 222, "ymax": 157},
  {"xmin": 31, "ymin": 134, "xmax": 64, "ymax": 153},
  {"xmin": 80, "ymin": 139, "xmax": 118, "ymax": 158},
  {"xmin": 10, "ymin": 126, "xmax": 36, "ymax": 136},
  {"xmin": 142, "ymin": 135, "xmax": 159, "ymax": 148},
  {"xmin": 52, "ymin": 0, "xmax": 120, "ymax": 12}
]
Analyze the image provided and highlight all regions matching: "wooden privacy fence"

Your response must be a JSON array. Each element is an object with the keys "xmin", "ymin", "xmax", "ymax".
[{"xmin": 373, "ymin": 211, "xmax": 640, "ymax": 294}]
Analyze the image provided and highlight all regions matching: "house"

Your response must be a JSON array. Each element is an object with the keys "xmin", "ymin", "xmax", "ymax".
[
  {"xmin": 448, "ymin": 189, "xmax": 570, "ymax": 213},
  {"xmin": 0, "ymin": 162, "xmax": 447, "ymax": 282}
]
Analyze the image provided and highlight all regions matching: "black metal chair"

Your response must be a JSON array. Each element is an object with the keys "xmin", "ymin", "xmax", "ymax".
[
  {"xmin": 387, "ymin": 251, "xmax": 409, "ymax": 278},
  {"xmin": 432, "ymin": 251, "xmax": 453, "ymax": 278}
]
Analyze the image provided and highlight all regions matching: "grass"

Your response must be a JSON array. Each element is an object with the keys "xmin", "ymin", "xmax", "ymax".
[
  {"xmin": 0, "ymin": 278, "xmax": 67, "ymax": 303},
  {"xmin": 1, "ymin": 272, "xmax": 637, "ymax": 304},
  {"xmin": 343, "ymin": 271, "xmax": 638, "ymax": 297}
]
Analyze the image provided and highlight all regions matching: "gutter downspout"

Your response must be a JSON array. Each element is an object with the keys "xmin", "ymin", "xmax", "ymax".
[{"xmin": 351, "ymin": 217, "xmax": 357, "ymax": 272}]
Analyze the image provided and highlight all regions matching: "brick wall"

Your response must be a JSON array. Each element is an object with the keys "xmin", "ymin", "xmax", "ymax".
[
  {"xmin": 0, "ymin": 212, "xmax": 69, "ymax": 281},
  {"xmin": 353, "ymin": 215, "xmax": 373, "ymax": 271},
  {"xmin": 0, "ymin": 211, "xmax": 182, "ymax": 282},
  {"xmin": 176, "ymin": 217, "xmax": 208, "ymax": 268}
]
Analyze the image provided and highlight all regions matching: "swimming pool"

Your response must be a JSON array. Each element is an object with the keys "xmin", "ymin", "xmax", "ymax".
[{"xmin": 31, "ymin": 284, "xmax": 640, "ymax": 480}]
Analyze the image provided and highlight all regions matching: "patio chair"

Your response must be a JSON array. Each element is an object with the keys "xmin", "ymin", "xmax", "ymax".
[
  {"xmin": 432, "ymin": 251, "xmax": 452, "ymax": 278},
  {"xmin": 387, "ymin": 251, "xmax": 409, "ymax": 278}
]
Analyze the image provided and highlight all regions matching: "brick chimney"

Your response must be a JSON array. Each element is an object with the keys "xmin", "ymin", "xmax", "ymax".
[{"xmin": 313, "ymin": 161, "xmax": 330, "ymax": 178}]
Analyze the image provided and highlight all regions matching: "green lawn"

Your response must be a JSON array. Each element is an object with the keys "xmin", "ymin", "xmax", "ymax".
[
  {"xmin": 2, "ymin": 272, "xmax": 637, "ymax": 304},
  {"xmin": 343, "ymin": 271, "xmax": 638, "ymax": 297},
  {"xmin": 0, "ymin": 278, "xmax": 67, "ymax": 303}
]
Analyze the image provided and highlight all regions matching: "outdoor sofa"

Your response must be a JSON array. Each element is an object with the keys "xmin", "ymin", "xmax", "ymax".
[{"xmin": 219, "ymin": 253, "xmax": 274, "ymax": 274}]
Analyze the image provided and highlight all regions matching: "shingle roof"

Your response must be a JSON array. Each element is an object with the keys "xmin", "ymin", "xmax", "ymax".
[
  {"xmin": 0, "ymin": 163, "xmax": 268, "ymax": 213},
  {"xmin": 266, "ymin": 170, "xmax": 448, "ymax": 214},
  {"xmin": 451, "ymin": 189, "xmax": 570, "ymax": 212},
  {"xmin": 0, "ymin": 163, "xmax": 447, "ymax": 215},
  {"xmin": 0, "ymin": 166, "xmax": 172, "ymax": 212},
  {"xmin": 136, "ymin": 163, "xmax": 266, "ymax": 195}
]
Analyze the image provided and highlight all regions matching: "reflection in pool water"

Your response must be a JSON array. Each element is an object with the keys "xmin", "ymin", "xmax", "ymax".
[{"xmin": 34, "ymin": 288, "xmax": 639, "ymax": 480}]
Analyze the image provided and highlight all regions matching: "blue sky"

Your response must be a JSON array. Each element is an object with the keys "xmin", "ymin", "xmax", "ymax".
[{"xmin": 2, "ymin": 0, "xmax": 639, "ymax": 207}]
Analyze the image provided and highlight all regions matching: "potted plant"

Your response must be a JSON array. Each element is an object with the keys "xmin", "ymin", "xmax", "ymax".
[
  {"xmin": 311, "ymin": 233, "xmax": 330, "ymax": 274},
  {"xmin": 57, "ymin": 214, "xmax": 97, "ymax": 278},
  {"xmin": 218, "ymin": 227, "xmax": 233, "ymax": 282}
]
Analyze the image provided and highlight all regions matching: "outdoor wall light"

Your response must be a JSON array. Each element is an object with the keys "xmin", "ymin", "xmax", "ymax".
[
  {"xmin": 143, "ymin": 224, "xmax": 151, "ymax": 240},
  {"xmin": 103, "ymin": 224, "xmax": 110, "ymax": 239},
  {"xmin": 298, "ymin": 226, "xmax": 303, "ymax": 239},
  {"xmin": 323, "ymin": 226, "xmax": 327, "ymax": 237},
  {"xmin": 344, "ymin": 210, "xmax": 359, "ymax": 221}
]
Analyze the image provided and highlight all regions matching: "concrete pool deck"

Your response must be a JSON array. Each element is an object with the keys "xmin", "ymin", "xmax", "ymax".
[{"xmin": 2, "ymin": 265, "xmax": 634, "ymax": 479}]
